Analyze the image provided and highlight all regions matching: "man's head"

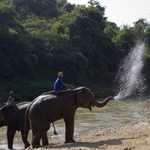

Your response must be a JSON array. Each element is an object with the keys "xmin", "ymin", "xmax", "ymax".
[
  {"xmin": 9, "ymin": 91, "xmax": 14, "ymax": 96},
  {"xmin": 57, "ymin": 71, "xmax": 63, "ymax": 77}
]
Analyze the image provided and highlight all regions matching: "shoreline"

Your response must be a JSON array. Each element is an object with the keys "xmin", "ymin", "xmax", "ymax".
[{"xmin": 27, "ymin": 118, "xmax": 150, "ymax": 150}]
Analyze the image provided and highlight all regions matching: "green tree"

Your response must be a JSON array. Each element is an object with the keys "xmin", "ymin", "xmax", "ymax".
[
  {"xmin": 133, "ymin": 19, "xmax": 149, "ymax": 40},
  {"xmin": 13, "ymin": 0, "xmax": 58, "ymax": 20},
  {"xmin": 0, "ymin": 2, "xmax": 37, "ymax": 80},
  {"xmin": 68, "ymin": 5, "xmax": 113, "ymax": 84}
]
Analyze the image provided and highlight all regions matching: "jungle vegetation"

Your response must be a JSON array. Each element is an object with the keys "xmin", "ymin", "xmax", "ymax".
[{"xmin": 0, "ymin": 0, "xmax": 150, "ymax": 100}]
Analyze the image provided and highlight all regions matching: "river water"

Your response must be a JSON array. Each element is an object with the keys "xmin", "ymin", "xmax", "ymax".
[{"xmin": 0, "ymin": 99, "xmax": 150, "ymax": 149}]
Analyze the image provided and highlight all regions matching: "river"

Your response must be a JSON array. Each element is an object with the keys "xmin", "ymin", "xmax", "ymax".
[{"xmin": 0, "ymin": 99, "xmax": 150, "ymax": 149}]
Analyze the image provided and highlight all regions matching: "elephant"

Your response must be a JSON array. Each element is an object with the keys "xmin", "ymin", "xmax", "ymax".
[
  {"xmin": 0, "ymin": 101, "xmax": 31, "ymax": 149},
  {"xmin": 25, "ymin": 86, "xmax": 114, "ymax": 148},
  {"xmin": 0, "ymin": 101, "xmax": 57, "ymax": 149}
]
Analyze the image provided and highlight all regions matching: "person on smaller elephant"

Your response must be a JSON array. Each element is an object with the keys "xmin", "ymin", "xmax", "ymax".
[
  {"xmin": 0, "ymin": 91, "xmax": 15, "ymax": 121},
  {"xmin": 4, "ymin": 91, "xmax": 15, "ymax": 108},
  {"xmin": 54, "ymin": 71, "xmax": 68, "ymax": 94}
]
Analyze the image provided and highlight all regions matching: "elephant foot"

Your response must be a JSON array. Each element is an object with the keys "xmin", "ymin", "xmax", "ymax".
[
  {"xmin": 32, "ymin": 145, "xmax": 41, "ymax": 148},
  {"xmin": 42, "ymin": 139, "xmax": 49, "ymax": 146},
  {"xmin": 71, "ymin": 139, "xmax": 76, "ymax": 143},
  {"xmin": 65, "ymin": 139, "xmax": 76, "ymax": 143},
  {"xmin": 32, "ymin": 143, "xmax": 41, "ymax": 148},
  {"xmin": 32, "ymin": 140, "xmax": 41, "ymax": 148},
  {"xmin": 42, "ymin": 143, "xmax": 49, "ymax": 147},
  {"xmin": 25, "ymin": 142, "xmax": 30, "ymax": 148}
]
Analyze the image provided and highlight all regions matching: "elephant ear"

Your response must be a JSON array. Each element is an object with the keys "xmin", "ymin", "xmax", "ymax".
[{"xmin": 77, "ymin": 90, "xmax": 86, "ymax": 106}]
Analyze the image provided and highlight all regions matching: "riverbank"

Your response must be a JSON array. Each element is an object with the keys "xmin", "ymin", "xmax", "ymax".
[{"xmin": 27, "ymin": 118, "xmax": 150, "ymax": 150}]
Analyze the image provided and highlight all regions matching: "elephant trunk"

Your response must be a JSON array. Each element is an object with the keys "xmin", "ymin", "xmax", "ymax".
[{"xmin": 92, "ymin": 96, "xmax": 114, "ymax": 108}]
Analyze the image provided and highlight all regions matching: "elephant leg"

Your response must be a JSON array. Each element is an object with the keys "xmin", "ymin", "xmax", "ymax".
[
  {"xmin": 42, "ymin": 132, "xmax": 49, "ymax": 146},
  {"xmin": 31, "ymin": 123, "xmax": 41, "ymax": 148},
  {"xmin": 7, "ymin": 128, "xmax": 16, "ymax": 149},
  {"xmin": 21, "ymin": 130, "xmax": 30, "ymax": 148},
  {"xmin": 64, "ymin": 116, "xmax": 75, "ymax": 143},
  {"xmin": 31, "ymin": 122, "xmax": 50, "ymax": 148}
]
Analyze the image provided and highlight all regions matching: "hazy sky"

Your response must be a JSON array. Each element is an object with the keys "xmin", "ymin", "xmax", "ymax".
[{"xmin": 68, "ymin": 0, "xmax": 150, "ymax": 27}]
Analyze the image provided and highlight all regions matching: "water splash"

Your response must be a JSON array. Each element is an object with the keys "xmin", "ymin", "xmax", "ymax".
[{"xmin": 114, "ymin": 42, "xmax": 146, "ymax": 100}]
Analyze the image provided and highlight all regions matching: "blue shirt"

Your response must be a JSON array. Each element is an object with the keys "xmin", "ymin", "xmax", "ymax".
[{"xmin": 54, "ymin": 77, "xmax": 66, "ymax": 90}]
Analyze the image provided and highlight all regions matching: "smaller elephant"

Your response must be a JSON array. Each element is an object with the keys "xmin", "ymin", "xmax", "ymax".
[
  {"xmin": 0, "ymin": 101, "xmax": 31, "ymax": 149},
  {"xmin": 25, "ymin": 86, "xmax": 114, "ymax": 148}
]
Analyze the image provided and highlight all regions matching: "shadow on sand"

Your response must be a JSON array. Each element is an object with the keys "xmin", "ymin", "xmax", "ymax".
[{"xmin": 47, "ymin": 137, "xmax": 139, "ymax": 149}]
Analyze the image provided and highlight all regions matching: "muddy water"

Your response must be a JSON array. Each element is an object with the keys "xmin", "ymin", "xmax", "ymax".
[{"xmin": 0, "ymin": 100, "xmax": 150, "ymax": 149}]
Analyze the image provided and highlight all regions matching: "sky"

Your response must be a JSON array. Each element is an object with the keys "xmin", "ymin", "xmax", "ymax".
[{"xmin": 68, "ymin": 0, "xmax": 150, "ymax": 27}]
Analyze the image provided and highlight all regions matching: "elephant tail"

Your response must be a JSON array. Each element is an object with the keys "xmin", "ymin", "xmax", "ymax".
[
  {"xmin": 52, "ymin": 122, "xmax": 57, "ymax": 135},
  {"xmin": 24, "ymin": 101, "xmax": 33, "ymax": 137}
]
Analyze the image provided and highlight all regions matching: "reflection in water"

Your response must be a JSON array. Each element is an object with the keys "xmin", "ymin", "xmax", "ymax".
[{"xmin": 0, "ymin": 100, "xmax": 150, "ymax": 149}]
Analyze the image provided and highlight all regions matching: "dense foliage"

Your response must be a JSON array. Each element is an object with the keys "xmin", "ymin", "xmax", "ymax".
[{"xmin": 0, "ymin": 0, "xmax": 150, "ymax": 100}]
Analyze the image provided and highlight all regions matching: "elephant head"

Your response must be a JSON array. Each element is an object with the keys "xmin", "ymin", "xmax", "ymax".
[{"xmin": 76, "ymin": 87, "xmax": 114, "ymax": 111}]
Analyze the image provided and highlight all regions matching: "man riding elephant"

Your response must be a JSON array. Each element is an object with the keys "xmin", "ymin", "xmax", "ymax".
[
  {"xmin": 54, "ymin": 71, "xmax": 68, "ymax": 94},
  {"xmin": 0, "ymin": 91, "xmax": 15, "ymax": 121}
]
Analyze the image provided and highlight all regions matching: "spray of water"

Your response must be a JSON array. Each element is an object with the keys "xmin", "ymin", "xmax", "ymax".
[{"xmin": 114, "ymin": 42, "xmax": 146, "ymax": 100}]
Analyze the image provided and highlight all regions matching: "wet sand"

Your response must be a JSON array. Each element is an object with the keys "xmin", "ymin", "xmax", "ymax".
[{"xmin": 26, "ymin": 118, "xmax": 150, "ymax": 150}]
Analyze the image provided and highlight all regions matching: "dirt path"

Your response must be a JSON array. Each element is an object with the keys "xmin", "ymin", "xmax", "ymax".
[{"xmin": 26, "ymin": 118, "xmax": 150, "ymax": 150}]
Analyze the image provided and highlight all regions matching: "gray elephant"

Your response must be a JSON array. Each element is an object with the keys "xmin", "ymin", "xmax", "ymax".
[
  {"xmin": 0, "ymin": 101, "xmax": 57, "ymax": 149},
  {"xmin": 25, "ymin": 86, "xmax": 114, "ymax": 148},
  {"xmin": 0, "ymin": 101, "xmax": 31, "ymax": 149}
]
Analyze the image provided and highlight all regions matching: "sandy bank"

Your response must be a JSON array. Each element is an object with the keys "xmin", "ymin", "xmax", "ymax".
[{"xmin": 26, "ymin": 118, "xmax": 150, "ymax": 150}]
